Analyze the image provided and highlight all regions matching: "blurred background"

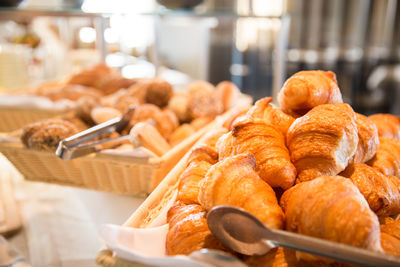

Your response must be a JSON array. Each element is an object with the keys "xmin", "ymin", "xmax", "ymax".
[{"xmin": 0, "ymin": 0, "xmax": 399, "ymax": 114}]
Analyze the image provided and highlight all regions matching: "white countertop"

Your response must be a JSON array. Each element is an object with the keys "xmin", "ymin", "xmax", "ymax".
[{"xmin": 1, "ymin": 154, "xmax": 145, "ymax": 267}]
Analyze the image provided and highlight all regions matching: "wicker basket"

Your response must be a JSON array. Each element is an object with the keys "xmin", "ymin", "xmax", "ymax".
[
  {"xmin": 0, "ymin": 107, "xmax": 67, "ymax": 132},
  {"xmin": 0, "ymin": 121, "xmax": 214, "ymax": 196}
]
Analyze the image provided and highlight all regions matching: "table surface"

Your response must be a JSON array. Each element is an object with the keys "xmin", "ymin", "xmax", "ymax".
[{"xmin": 0, "ymin": 154, "xmax": 145, "ymax": 267}]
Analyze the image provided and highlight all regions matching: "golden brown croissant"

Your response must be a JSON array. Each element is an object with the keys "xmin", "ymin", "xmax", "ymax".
[
  {"xmin": 287, "ymin": 103, "xmax": 358, "ymax": 182},
  {"xmin": 369, "ymin": 113, "xmax": 400, "ymax": 139},
  {"xmin": 281, "ymin": 175, "xmax": 382, "ymax": 262},
  {"xmin": 166, "ymin": 202, "xmax": 227, "ymax": 255},
  {"xmin": 198, "ymin": 154, "xmax": 285, "ymax": 229},
  {"xmin": 245, "ymin": 247, "xmax": 325, "ymax": 267},
  {"xmin": 177, "ymin": 145, "xmax": 218, "ymax": 205},
  {"xmin": 367, "ymin": 137, "xmax": 400, "ymax": 178},
  {"xmin": 380, "ymin": 217, "xmax": 400, "ymax": 256},
  {"xmin": 278, "ymin": 70, "xmax": 343, "ymax": 116},
  {"xmin": 235, "ymin": 119, "xmax": 296, "ymax": 189},
  {"xmin": 246, "ymin": 97, "xmax": 295, "ymax": 136},
  {"xmin": 221, "ymin": 105, "xmax": 251, "ymax": 131},
  {"xmin": 350, "ymin": 113, "xmax": 379, "ymax": 164},
  {"xmin": 341, "ymin": 163, "xmax": 400, "ymax": 216}
]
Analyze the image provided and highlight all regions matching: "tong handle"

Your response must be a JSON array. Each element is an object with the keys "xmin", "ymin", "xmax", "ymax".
[{"xmin": 271, "ymin": 229, "xmax": 400, "ymax": 267}]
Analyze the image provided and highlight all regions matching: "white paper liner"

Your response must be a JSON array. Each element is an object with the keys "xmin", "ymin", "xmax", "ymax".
[
  {"xmin": 0, "ymin": 94, "xmax": 74, "ymax": 111},
  {"xmin": 97, "ymin": 190, "xmax": 212, "ymax": 266}
]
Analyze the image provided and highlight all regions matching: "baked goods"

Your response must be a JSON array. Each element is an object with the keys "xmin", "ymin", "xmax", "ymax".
[
  {"xmin": 281, "ymin": 176, "xmax": 382, "ymax": 261},
  {"xmin": 216, "ymin": 81, "xmax": 240, "ymax": 111},
  {"xmin": 278, "ymin": 70, "xmax": 343, "ymax": 116},
  {"xmin": 177, "ymin": 145, "xmax": 218, "ymax": 204},
  {"xmin": 369, "ymin": 113, "xmax": 400, "ymax": 139},
  {"xmin": 36, "ymin": 84, "xmax": 103, "ymax": 102},
  {"xmin": 350, "ymin": 113, "xmax": 379, "ymax": 164},
  {"xmin": 367, "ymin": 137, "xmax": 400, "ymax": 178},
  {"xmin": 341, "ymin": 163, "xmax": 400, "ymax": 216},
  {"xmin": 90, "ymin": 107, "xmax": 122, "ymax": 125},
  {"xmin": 218, "ymin": 118, "xmax": 296, "ymax": 189},
  {"xmin": 198, "ymin": 154, "xmax": 285, "ymax": 229},
  {"xmin": 167, "ymin": 93, "xmax": 190, "ymax": 122},
  {"xmin": 247, "ymin": 97, "xmax": 295, "ymax": 137},
  {"xmin": 287, "ymin": 103, "xmax": 358, "ymax": 182},
  {"xmin": 166, "ymin": 202, "xmax": 227, "ymax": 255},
  {"xmin": 21, "ymin": 119, "xmax": 78, "ymax": 151},
  {"xmin": 380, "ymin": 217, "xmax": 400, "ymax": 256}
]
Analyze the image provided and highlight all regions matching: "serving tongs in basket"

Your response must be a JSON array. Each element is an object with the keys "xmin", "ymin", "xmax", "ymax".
[{"xmin": 56, "ymin": 106, "xmax": 171, "ymax": 160}]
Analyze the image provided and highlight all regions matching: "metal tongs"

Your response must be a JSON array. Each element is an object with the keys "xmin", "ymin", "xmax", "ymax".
[{"xmin": 56, "ymin": 106, "xmax": 171, "ymax": 160}]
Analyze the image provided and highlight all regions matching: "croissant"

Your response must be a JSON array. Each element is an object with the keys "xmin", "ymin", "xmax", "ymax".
[
  {"xmin": 198, "ymin": 154, "xmax": 285, "ymax": 229},
  {"xmin": 367, "ymin": 137, "xmax": 400, "ymax": 178},
  {"xmin": 281, "ymin": 176, "xmax": 382, "ymax": 262},
  {"xmin": 166, "ymin": 202, "xmax": 226, "ymax": 255},
  {"xmin": 341, "ymin": 163, "xmax": 400, "ymax": 216},
  {"xmin": 278, "ymin": 70, "xmax": 343, "ymax": 116},
  {"xmin": 245, "ymin": 247, "xmax": 323, "ymax": 267},
  {"xmin": 221, "ymin": 105, "xmax": 250, "ymax": 131},
  {"xmin": 177, "ymin": 145, "xmax": 218, "ymax": 205},
  {"xmin": 369, "ymin": 113, "xmax": 400, "ymax": 139},
  {"xmin": 380, "ymin": 217, "xmax": 400, "ymax": 256},
  {"xmin": 287, "ymin": 103, "xmax": 358, "ymax": 182},
  {"xmin": 350, "ymin": 113, "xmax": 379, "ymax": 164},
  {"xmin": 246, "ymin": 97, "xmax": 295, "ymax": 137}
]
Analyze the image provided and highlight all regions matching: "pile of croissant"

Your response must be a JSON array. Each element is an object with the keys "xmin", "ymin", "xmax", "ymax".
[
  {"xmin": 166, "ymin": 70, "xmax": 400, "ymax": 266},
  {"xmin": 20, "ymin": 65, "xmax": 240, "ymax": 151}
]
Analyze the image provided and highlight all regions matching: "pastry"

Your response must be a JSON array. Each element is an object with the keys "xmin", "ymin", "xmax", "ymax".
[
  {"xmin": 143, "ymin": 79, "xmax": 173, "ymax": 108},
  {"xmin": 216, "ymin": 81, "xmax": 240, "ymax": 111},
  {"xmin": 168, "ymin": 93, "xmax": 190, "ymax": 122},
  {"xmin": 278, "ymin": 70, "xmax": 343, "ymax": 116},
  {"xmin": 198, "ymin": 153, "xmax": 285, "ymax": 229},
  {"xmin": 350, "ymin": 113, "xmax": 379, "ymax": 164},
  {"xmin": 287, "ymin": 103, "xmax": 358, "ymax": 182},
  {"xmin": 201, "ymin": 127, "xmax": 228, "ymax": 148},
  {"xmin": 21, "ymin": 119, "xmax": 78, "ymax": 151},
  {"xmin": 90, "ymin": 107, "xmax": 122, "ymax": 125},
  {"xmin": 36, "ymin": 84, "xmax": 103, "ymax": 102},
  {"xmin": 218, "ymin": 118, "xmax": 296, "ymax": 189},
  {"xmin": 380, "ymin": 217, "xmax": 400, "ymax": 256},
  {"xmin": 188, "ymin": 89, "xmax": 224, "ymax": 119},
  {"xmin": 341, "ymin": 163, "xmax": 400, "ymax": 216},
  {"xmin": 75, "ymin": 95, "xmax": 101, "ymax": 125},
  {"xmin": 166, "ymin": 202, "xmax": 227, "ymax": 255},
  {"xmin": 246, "ymin": 97, "xmax": 295, "ymax": 137},
  {"xmin": 177, "ymin": 145, "xmax": 218, "ymax": 204},
  {"xmin": 369, "ymin": 113, "xmax": 400, "ymax": 139},
  {"xmin": 281, "ymin": 176, "xmax": 382, "ymax": 261},
  {"xmin": 153, "ymin": 109, "xmax": 179, "ymax": 140},
  {"xmin": 367, "ymin": 137, "xmax": 400, "ymax": 178}
]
